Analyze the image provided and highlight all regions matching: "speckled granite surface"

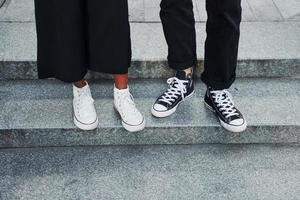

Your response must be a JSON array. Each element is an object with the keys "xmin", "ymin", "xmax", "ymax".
[
  {"xmin": 0, "ymin": 78, "xmax": 299, "ymax": 148},
  {"xmin": 0, "ymin": 144, "xmax": 299, "ymax": 200}
]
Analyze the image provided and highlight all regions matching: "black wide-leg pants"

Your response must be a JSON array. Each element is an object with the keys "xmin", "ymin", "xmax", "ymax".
[
  {"xmin": 34, "ymin": 0, "xmax": 131, "ymax": 83},
  {"xmin": 160, "ymin": 0, "xmax": 242, "ymax": 89}
]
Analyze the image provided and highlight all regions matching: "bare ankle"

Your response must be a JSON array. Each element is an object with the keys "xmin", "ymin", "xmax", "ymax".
[
  {"xmin": 183, "ymin": 67, "xmax": 193, "ymax": 75},
  {"xmin": 74, "ymin": 80, "xmax": 87, "ymax": 88},
  {"xmin": 113, "ymin": 74, "xmax": 128, "ymax": 90}
]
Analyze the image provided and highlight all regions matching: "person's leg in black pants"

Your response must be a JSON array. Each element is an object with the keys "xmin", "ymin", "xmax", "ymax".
[
  {"xmin": 151, "ymin": 0, "xmax": 197, "ymax": 118},
  {"xmin": 201, "ymin": 0, "xmax": 242, "ymax": 90},
  {"xmin": 159, "ymin": 0, "xmax": 197, "ymax": 71},
  {"xmin": 202, "ymin": 0, "xmax": 247, "ymax": 132},
  {"xmin": 34, "ymin": 0, "xmax": 145, "ymax": 132},
  {"xmin": 152, "ymin": 0, "xmax": 247, "ymax": 132}
]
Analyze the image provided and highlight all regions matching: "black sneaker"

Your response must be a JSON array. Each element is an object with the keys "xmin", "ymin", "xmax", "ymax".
[
  {"xmin": 151, "ymin": 70, "xmax": 195, "ymax": 118},
  {"xmin": 204, "ymin": 87, "xmax": 247, "ymax": 132}
]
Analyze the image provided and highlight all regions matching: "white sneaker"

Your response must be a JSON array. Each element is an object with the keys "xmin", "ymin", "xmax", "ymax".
[
  {"xmin": 73, "ymin": 82, "xmax": 99, "ymax": 130},
  {"xmin": 114, "ymin": 86, "xmax": 145, "ymax": 132}
]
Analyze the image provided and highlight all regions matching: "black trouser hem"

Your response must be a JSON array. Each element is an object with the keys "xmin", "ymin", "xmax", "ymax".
[
  {"xmin": 201, "ymin": 74, "xmax": 236, "ymax": 90},
  {"xmin": 38, "ymin": 66, "xmax": 130, "ymax": 83},
  {"xmin": 88, "ymin": 64, "xmax": 130, "ymax": 75},
  {"xmin": 38, "ymin": 69, "xmax": 87, "ymax": 83},
  {"xmin": 168, "ymin": 59, "xmax": 197, "ymax": 71}
]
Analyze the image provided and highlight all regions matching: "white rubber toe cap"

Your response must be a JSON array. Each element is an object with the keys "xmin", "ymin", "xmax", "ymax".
[
  {"xmin": 220, "ymin": 118, "xmax": 247, "ymax": 133},
  {"xmin": 153, "ymin": 104, "xmax": 168, "ymax": 112},
  {"xmin": 229, "ymin": 118, "xmax": 245, "ymax": 126}
]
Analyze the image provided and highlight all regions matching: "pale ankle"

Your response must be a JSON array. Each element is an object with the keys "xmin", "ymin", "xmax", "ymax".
[{"xmin": 183, "ymin": 67, "xmax": 193, "ymax": 75}]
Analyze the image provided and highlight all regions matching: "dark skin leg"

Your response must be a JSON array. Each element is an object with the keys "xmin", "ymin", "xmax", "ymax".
[
  {"xmin": 113, "ymin": 74, "xmax": 128, "ymax": 89},
  {"xmin": 74, "ymin": 74, "xmax": 128, "ymax": 89},
  {"xmin": 113, "ymin": 68, "xmax": 191, "ymax": 90},
  {"xmin": 74, "ymin": 79, "xmax": 87, "ymax": 88},
  {"xmin": 73, "ymin": 67, "xmax": 190, "ymax": 89}
]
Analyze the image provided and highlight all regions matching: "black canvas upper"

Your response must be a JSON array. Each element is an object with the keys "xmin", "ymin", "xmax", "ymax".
[
  {"xmin": 205, "ymin": 87, "xmax": 244, "ymax": 125},
  {"xmin": 153, "ymin": 71, "xmax": 194, "ymax": 111}
]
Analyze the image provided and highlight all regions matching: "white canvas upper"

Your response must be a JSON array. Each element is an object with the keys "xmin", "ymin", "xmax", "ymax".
[
  {"xmin": 73, "ymin": 83, "xmax": 99, "ymax": 130},
  {"xmin": 114, "ymin": 86, "xmax": 145, "ymax": 132}
]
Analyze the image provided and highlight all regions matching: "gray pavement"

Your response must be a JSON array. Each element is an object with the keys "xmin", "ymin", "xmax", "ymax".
[
  {"xmin": 1, "ymin": 0, "xmax": 300, "ymax": 22},
  {"xmin": 1, "ymin": 21, "xmax": 300, "ymax": 61},
  {"xmin": 0, "ymin": 144, "xmax": 299, "ymax": 200},
  {"xmin": 1, "ymin": 22, "xmax": 300, "ymax": 80}
]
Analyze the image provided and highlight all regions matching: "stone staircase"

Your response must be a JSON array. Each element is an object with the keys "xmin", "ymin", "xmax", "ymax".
[{"xmin": 0, "ymin": 0, "xmax": 299, "ymax": 199}]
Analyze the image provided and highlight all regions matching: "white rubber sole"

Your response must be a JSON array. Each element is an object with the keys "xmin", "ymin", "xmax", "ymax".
[
  {"xmin": 220, "ymin": 119, "xmax": 247, "ymax": 133},
  {"xmin": 151, "ymin": 91, "xmax": 195, "ymax": 118},
  {"xmin": 114, "ymin": 106, "xmax": 146, "ymax": 132},
  {"xmin": 204, "ymin": 102, "xmax": 247, "ymax": 133},
  {"xmin": 73, "ymin": 115, "xmax": 99, "ymax": 131},
  {"xmin": 122, "ymin": 118, "xmax": 146, "ymax": 133}
]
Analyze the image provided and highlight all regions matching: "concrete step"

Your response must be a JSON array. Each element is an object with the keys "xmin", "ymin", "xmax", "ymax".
[
  {"xmin": 0, "ymin": 22, "xmax": 300, "ymax": 80},
  {"xmin": 0, "ymin": 144, "xmax": 299, "ymax": 199},
  {"xmin": 0, "ymin": 78, "xmax": 299, "ymax": 148}
]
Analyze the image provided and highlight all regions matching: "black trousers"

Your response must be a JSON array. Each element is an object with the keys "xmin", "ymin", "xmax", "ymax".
[
  {"xmin": 34, "ymin": 0, "xmax": 131, "ymax": 83},
  {"xmin": 160, "ymin": 0, "xmax": 242, "ymax": 89}
]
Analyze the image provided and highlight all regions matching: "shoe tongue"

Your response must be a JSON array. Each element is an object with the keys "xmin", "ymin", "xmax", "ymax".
[
  {"xmin": 75, "ymin": 85, "xmax": 90, "ymax": 97},
  {"xmin": 115, "ymin": 87, "xmax": 133, "ymax": 102},
  {"xmin": 115, "ymin": 87, "xmax": 129, "ymax": 93},
  {"xmin": 175, "ymin": 70, "xmax": 188, "ymax": 80}
]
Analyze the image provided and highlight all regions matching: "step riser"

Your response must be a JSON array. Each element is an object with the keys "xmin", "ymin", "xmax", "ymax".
[
  {"xmin": 1, "ymin": 59, "xmax": 299, "ymax": 80},
  {"xmin": 0, "ymin": 126, "xmax": 299, "ymax": 148},
  {"xmin": 1, "ymin": 145, "xmax": 299, "ymax": 200}
]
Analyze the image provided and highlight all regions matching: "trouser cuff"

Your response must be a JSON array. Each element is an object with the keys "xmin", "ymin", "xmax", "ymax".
[
  {"xmin": 201, "ymin": 74, "xmax": 236, "ymax": 90},
  {"xmin": 168, "ymin": 59, "xmax": 197, "ymax": 71}
]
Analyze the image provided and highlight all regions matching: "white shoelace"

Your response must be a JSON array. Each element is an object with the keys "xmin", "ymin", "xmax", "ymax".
[
  {"xmin": 211, "ymin": 90, "xmax": 239, "ymax": 118},
  {"xmin": 159, "ymin": 77, "xmax": 188, "ymax": 105},
  {"xmin": 75, "ymin": 90, "xmax": 95, "ymax": 116},
  {"xmin": 125, "ymin": 93, "xmax": 136, "ymax": 110},
  {"xmin": 117, "ymin": 92, "xmax": 140, "ymax": 118}
]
